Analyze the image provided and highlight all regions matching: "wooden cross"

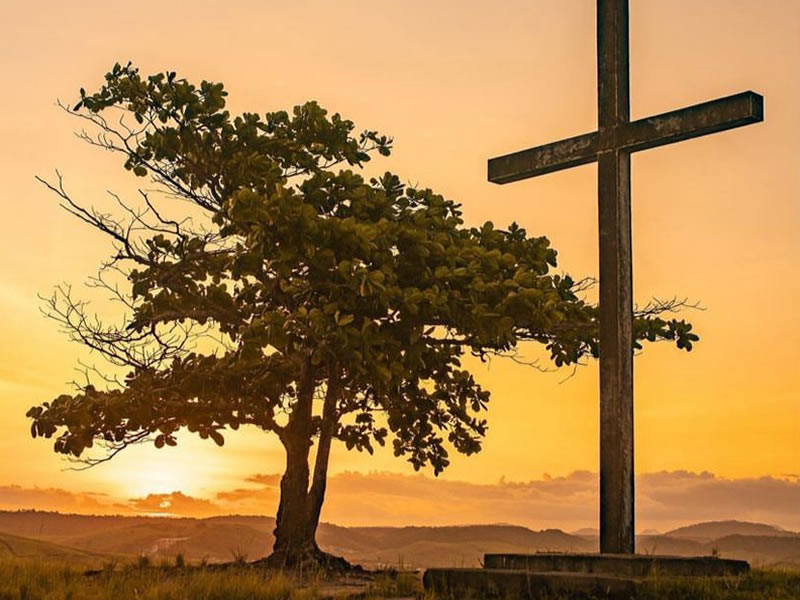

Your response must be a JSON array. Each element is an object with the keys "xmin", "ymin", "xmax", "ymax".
[{"xmin": 488, "ymin": 0, "xmax": 763, "ymax": 555}]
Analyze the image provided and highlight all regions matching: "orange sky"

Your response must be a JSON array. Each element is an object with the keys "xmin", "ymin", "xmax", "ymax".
[{"xmin": 0, "ymin": 1, "xmax": 798, "ymax": 526}]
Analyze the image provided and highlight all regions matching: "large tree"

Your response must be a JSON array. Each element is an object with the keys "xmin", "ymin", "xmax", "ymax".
[{"xmin": 28, "ymin": 63, "xmax": 698, "ymax": 569}]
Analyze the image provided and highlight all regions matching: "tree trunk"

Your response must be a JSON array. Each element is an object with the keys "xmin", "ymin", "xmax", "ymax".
[
  {"xmin": 308, "ymin": 372, "xmax": 339, "ymax": 533},
  {"xmin": 264, "ymin": 359, "xmax": 350, "ymax": 571},
  {"xmin": 270, "ymin": 440, "xmax": 318, "ymax": 567}
]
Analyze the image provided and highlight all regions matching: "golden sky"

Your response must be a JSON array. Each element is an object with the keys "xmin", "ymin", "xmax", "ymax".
[{"xmin": 0, "ymin": 0, "xmax": 797, "ymax": 526}]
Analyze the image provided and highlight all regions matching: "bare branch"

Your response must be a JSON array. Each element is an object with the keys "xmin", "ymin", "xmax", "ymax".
[{"xmin": 63, "ymin": 431, "xmax": 151, "ymax": 470}]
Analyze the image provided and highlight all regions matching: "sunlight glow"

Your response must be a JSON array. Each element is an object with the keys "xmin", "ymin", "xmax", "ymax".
[{"xmin": 120, "ymin": 461, "xmax": 197, "ymax": 498}]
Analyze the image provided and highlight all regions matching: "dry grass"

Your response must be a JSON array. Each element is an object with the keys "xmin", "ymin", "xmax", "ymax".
[
  {"xmin": 427, "ymin": 567, "xmax": 800, "ymax": 600},
  {"xmin": 0, "ymin": 559, "xmax": 307, "ymax": 600},
  {"xmin": 3, "ymin": 555, "xmax": 797, "ymax": 599},
  {"xmin": 0, "ymin": 556, "xmax": 426, "ymax": 600},
  {"xmin": 634, "ymin": 568, "xmax": 800, "ymax": 600}
]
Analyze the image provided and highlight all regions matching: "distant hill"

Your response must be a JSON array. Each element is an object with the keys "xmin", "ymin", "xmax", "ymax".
[
  {"xmin": 636, "ymin": 534, "xmax": 708, "ymax": 557},
  {"xmin": 0, "ymin": 512, "xmax": 594, "ymax": 567},
  {"xmin": 639, "ymin": 529, "xmax": 661, "ymax": 536},
  {"xmin": 331, "ymin": 525, "xmax": 592, "ymax": 567},
  {"xmin": 570, "ymin": 527, "xmax": 599, "ymax": 538},
  {"xmin": 0, "ymin": 531, "xmax": 106, "ymax": 564},
  {"xmin": 0, "ymin": 511, "xmax": 162, "ymax": 540},
  {"xmin": 712, "ymin": 535, "xmax": 800, "ymax": 567},
  {"xmin": 0, "ymin": 512, "xmax": 275, "ymax": 564},
  {"xmin": 570, "ymin": 527, "xmax": 672, "ymax": 538},
  {"xmin": 0, "ymin": 511, "xmax": 796, "ymax": 569},
  {"xmin": 0, "ymin": 512, "xmax": 593, "ymax": 568},
  {"xmin": 665, "ymin": 520, "xmax": 796, "ymax": 542}
]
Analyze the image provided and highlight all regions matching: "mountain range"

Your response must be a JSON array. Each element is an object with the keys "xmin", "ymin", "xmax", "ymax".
[{"xmin": 0, "ymin": 511, "xmax": 796, "ymax": 569}]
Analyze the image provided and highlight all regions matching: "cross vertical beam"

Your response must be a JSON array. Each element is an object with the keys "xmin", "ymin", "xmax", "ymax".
[
  {"xmin": 598, "ymin": 147, "xmax": 634, "ymax": 555},
  {"xmin": 597, "ymin": 0, "xmax": 629, "ymax": 128},
  {"xmin": 597, "ymin": 0, "xmax": 635, "ymax": 555},
  {"xmin": 486, "ymin": 0, "xmax": 763, "ymax": 558}
]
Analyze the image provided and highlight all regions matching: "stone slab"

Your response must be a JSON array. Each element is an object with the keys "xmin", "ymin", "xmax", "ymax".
[
  {"xmin": 484, "ymin": 552, "xmax": 749, "ymax": 577},
  {"xmin": 424, "ymin": 568, "xmax": 639, "ymax": 600}
]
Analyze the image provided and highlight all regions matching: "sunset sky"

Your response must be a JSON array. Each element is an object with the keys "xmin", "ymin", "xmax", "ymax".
[{"xmin": 0, "ymin": 0, "xmax": 797, "ymax": 532}]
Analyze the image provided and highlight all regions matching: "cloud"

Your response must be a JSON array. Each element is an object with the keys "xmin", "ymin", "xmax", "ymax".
[
  {"xmin": 215, "ymin": 485, "xmax": 279, "ymax": 505},
  {"xmin": 211, "ymin": 473, "xmax": 281, "ymax": 509},
  {"xmin": 243, "ymin": 474, "xmax": 282, "ymax": 487},
  {"xmin": 0, "ymin": 485, "xmax": 131, "ymax": 515},
  {"xmin": 637, "ymin": 471, "xmax": 800, "ymax": 529},
  {"xmin": 319, "ymin": 470, "xmax": 798, "ymax": 532},
  {"xmin": 319, "ymin": 470, "xmax": 599, "ymax": 529},
  {"xmin": 317, "ymin": 470, "xmax": 599, "ymax": 528},
  {"xmin": 128, "ymin": 491, "xmax": 219, "ymax": 517},
  {"xmin": 207, "ymin": 469, "xmax": 797, "ymax": 532},
  {"xmin": 0, "ymin": 471, "xmax": 796, "ymax": 532}
]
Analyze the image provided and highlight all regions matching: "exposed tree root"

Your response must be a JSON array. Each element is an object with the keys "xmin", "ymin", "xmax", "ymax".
[{"xmin": 254, "ymin": 545, "xmax": 362, "ymax": 575}]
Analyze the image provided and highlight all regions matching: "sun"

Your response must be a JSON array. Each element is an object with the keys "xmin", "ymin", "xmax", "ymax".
[
  {"xmin": 130, "ymin": 464, "xmax": 192, "ymax": 497},
  {"xmin": 103, "ymin": 451, "xmax": 204, "ymax": 499},
  {"xmin": 78, "ymin": 430, "xmax": 268, "ymax": 504}
]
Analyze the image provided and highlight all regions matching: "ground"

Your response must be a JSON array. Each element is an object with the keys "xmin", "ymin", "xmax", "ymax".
[
  {"xmin": 0, "ymin": 556, "xmax": 799, "ymax": 599},
  {"xmin": 0, "ymin": 556, "xmax": 421, "ymax": 600}
]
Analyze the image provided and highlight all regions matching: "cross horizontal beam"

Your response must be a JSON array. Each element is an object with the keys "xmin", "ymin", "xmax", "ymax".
[{"xmin": 488, "ymin": 91, "xmax": 763, "ymax": 184}]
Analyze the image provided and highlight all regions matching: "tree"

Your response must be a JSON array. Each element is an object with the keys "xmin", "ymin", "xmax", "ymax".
[{"xmin": 28, "ymin": 63, "xmax": 699, "ymax": 569}]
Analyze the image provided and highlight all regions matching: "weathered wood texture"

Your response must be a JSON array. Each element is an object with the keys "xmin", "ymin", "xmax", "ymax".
[
  {"xmin": 483, "ymin": 553, "xmax": 750, "ymax": 577},
  {"xmin": 487, "ymin": 92, "xmax": 763, "ymax": 184},
  {"xmin": 596, "ymin": 0, "xmax": 635, "ymax": 556},
  {"xmin": 486, "ymin": 0, "xmax": 764, "ymax": 556},
  {"xmin": 423, "ymin": 568, "xmax": 639, "ymax": 600}
]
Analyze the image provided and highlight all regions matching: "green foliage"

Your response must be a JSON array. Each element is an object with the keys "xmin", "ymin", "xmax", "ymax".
[{"xmin": 29, "ymin": 63, "xmax": 698, "ymax": 476}]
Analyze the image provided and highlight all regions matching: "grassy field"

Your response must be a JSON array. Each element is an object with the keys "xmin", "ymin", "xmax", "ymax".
[
  {"xmin": 0, "ymin": 556, "xmax": 423, "ymax": 600},
  {"xmin": 632, "ymin": 569, "xmax": 800, "ymax": 600},
  {"xmin": 0, "ymin": 555, "xmax": 799, "ymax": 599}
]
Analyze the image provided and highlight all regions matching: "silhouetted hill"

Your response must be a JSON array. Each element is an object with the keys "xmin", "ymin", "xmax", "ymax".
[
  {"xmin": 331, "ymin": 525, "xmax": 592, "ymax": 567},
  {"xmin": 0, "ymin": 511, "xmax": 796, "ymax": 568},
  {"xmin": 569, "ymin": 527, "xmax": 599, "ymax": 538},
  {"xmin": 0, "ymin": 531, "xmax": 106, "ymax": 563},
  {"xmin": 712, "ymin": 535, "xmax": 800, "ymax": 567},
  {"xmin": 0, "ymin": 511, "xmax": 274, "ymax": 564},
  {"xmin": 665, "ymin": 520, "xmax": 795, "ymax": 542},
  {"xmin": 0, "ymin": 512, "xmax": 592, "ymax": 567},
  {"xmin": 0, "ymin": 510, "xmax": 164, "ymax": 539},
  {"xmin": 636, "ymin": 534, "xmax": 708, "ymax": 556}
]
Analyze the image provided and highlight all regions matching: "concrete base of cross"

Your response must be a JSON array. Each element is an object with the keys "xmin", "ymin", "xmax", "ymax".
[{"xmin": 423, "ymin": 553, "xmax": 749, "ymax": 599}]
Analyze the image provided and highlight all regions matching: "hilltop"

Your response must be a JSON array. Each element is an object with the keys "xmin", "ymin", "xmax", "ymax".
[
  {"xmin": 0, "ymin": 531, "xmax": 107, "ymax": 563},
  {"xmin": 0, "ymin": 510, "xmax": 796, "ymax": 569},
  {"xmin": 664, "ymin": 520, "xmax": 794, "ymax": 542}
]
